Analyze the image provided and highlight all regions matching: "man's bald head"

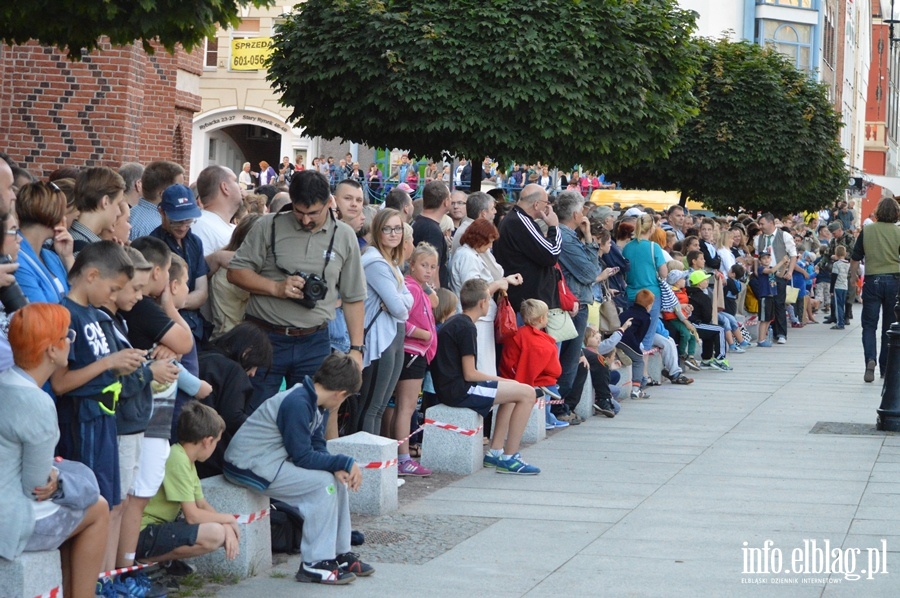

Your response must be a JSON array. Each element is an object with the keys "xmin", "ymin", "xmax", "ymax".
[{"xmin": 518, "ymin": 183, "xmax": 548, "ymax": 206}]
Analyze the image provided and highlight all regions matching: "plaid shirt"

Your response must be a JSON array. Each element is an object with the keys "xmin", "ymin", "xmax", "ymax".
[{"xmin": 129, "ymin": 198, "xmax": 161, "ymax": 241}]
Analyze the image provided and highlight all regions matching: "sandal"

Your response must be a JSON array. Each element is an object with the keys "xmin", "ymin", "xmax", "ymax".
[
  {"xmin": 672, "ymin": 375, "xmax": 694, "ymax": 385},
  {"xmin": 409, "ymin": 444, "xmax": 422, "ymax": 458}
]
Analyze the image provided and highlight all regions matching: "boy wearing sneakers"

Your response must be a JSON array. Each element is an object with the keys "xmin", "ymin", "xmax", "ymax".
[
  {"xmin": 663, "ymin": 269, "xmax": 700, "ymax": 370},
  {"xmin": 431, "ymin": 279, "xmax": 541, "ymax": 474},
  {"xmin": 117, "ymin": 236, "xmax": 200, "ymax": 575},
  {"xmin": 51, "ymin": 241, "xmax": 147, "ymax": 569},
  {"xmin": 137, "ymin": 402, "xmax": 239, "ymax": 565},
  {"xmin": 685, "ymin": 270, "xmax": 731, "ymax": 371},
  {"xmin": 749, "ymin": 251, "xmax": 783, "ymax": 347},
  {"xmin": 499, "ymin": 299, "xmax": 567, "ymax": 430},
  {"xmin": 223, "ymin": 354, "xmax": 374, "ymax": 585}
]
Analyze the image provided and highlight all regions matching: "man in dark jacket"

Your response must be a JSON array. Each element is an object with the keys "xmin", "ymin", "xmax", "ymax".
[{"xmin": 493, "ymin": 183, "xmax": 561, "ymax": 313}]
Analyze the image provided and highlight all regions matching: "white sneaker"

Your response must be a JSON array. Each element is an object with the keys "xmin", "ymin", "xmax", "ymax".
[{"xmin": 776, "ymin": 336, "xmax": 786, "ymax": 345}]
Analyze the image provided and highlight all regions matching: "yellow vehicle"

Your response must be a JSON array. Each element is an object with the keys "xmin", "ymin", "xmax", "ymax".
[{"xmin": 588, "ymin": 189, "xmax": 706, "ymax": 213}]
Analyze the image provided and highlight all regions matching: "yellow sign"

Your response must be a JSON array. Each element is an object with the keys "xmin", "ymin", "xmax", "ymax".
[{"xmin": 230, "ymin": 37, "xmax": 273, "ymax": 71}]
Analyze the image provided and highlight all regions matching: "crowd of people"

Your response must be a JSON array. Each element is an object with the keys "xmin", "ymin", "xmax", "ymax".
[{"xmin": 1, "ymin": 149, "xmax": 898, "ymax": 596}]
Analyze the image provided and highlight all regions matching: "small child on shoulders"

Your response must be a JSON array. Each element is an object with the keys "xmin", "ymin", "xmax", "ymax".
[{"xmin": 499, "ymin": 299, "xmax": 566, "ymax": 430}]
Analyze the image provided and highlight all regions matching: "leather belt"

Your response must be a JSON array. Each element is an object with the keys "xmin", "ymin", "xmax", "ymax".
[{"xmin": 245, "ymin": 316, "xmax": 327, "ymax": 337}]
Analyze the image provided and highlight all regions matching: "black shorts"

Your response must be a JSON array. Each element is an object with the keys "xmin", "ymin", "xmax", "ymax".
[
  {"xmin": 758, "ymin": 297, "xmax": 774, "ymax": 322},
  {"xmin": 136, "ymin": 521, "xmax": 200, "ymax": 559},
  {"xmin": 398, "ymin": 352, "xmax": 428, "ymax": 381},
  {"xmin": 450, "ymin": 381, "xmax": 499, "ymax": 417}
]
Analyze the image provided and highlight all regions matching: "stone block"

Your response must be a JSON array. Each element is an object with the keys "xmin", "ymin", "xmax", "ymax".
[
  {"xmin": 194, "ymin": 475, "xmax": 271, "ymax": 579},
  {"xmin": 327, "ymin": 432, "xmax": 398, "ymax": 516},
  {"xmin": 0, "ymin": 550, "xmax": 62, "ymax": 598},
  {"xmin": 575, "ymin": 378, "xmax": 594, "ymax": 421},
  {"xmin": 646, "ymin": 349, "xmax": 663, "ymax": 383},
  {"xmin": 422, "ymin": 404, "xmax": 484, "ymax": 475},
  {"xmin": 522, "ymin": 398, "xmax": 547, "ymax": 444}
]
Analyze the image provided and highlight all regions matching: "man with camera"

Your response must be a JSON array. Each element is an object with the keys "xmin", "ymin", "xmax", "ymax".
[{"xmin": 228, "ymin": 170, "xmax": 367, "ymax": 412}]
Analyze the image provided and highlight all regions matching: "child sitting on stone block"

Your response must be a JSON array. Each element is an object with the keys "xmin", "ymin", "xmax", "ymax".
[
  {"xmin": 136, "ymin": 402, "xmax": 238, "ymax": 565},
  {"xmin": 223, "ymin": 353, "xmax": 374, "ymax": 585},
  {"xmin": 499, "ymin": 298, "xmax": 566, "ymax": 430},
  {"xmin": 430, "ymin": 278, "xmax": 541, "ymax": 475}
]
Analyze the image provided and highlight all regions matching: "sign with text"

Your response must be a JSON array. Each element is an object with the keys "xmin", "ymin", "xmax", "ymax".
[{"xmin": 230, "ymin": 37, "xmax": 272, "ymax": 71}]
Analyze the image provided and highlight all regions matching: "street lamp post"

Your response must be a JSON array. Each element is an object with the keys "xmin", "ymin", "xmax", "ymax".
[{"xmin": 877, "ymin": 0, "xmax": 900, "ymax": 431}]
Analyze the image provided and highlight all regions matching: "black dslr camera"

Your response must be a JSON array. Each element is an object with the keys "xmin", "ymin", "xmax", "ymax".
[
  {"xmin": 0, "ymin": 255, "xmax": 28, "ymax": 313},
  {"xmin": 291, "ymin": 272, "xmax": 327, "ymax": 309}
]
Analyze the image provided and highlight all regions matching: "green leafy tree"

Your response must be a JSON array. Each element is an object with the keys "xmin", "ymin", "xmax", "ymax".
[
  {"xmin": 269, "ymin": 0, "xmax": 700, "ymax": 174},
  {"xmin": 612, "ymin": 38, "xmax": 847, "ymax": 216},
  {"xmin": 1, "ymin": 1, "xmax": 274, "ymax": 59}
]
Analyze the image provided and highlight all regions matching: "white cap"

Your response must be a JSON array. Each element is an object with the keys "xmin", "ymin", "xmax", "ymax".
[{"xmin": 623, "ymin": 207, "xmax": 645, "ymax": 218}]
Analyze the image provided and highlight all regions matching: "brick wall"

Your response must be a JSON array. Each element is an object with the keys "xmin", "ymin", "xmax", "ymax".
[{"xmin": 0, "ymin": 39, "xmax": 202, "ymax": 180}]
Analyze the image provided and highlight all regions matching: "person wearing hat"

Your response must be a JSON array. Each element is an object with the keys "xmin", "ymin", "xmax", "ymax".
[
  {"xmin": 662, "ymin": 269, "xmax": 699, "ymax": 367},
  {"xmin": 149, "ymin": 183, "xmax": 210, "ymax": 343},
  {"xmin": 685, "ymin": 270, "xmax": 731, "ymax": 370},
  {"xmin": 821, "ymin": 220, "xmax": 855, "ymax": 324}
]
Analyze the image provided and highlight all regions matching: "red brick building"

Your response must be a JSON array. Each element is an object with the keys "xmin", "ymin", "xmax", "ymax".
[{"xmin": 0, "ymin": 40, "xmax": 202, "ymax": 179}]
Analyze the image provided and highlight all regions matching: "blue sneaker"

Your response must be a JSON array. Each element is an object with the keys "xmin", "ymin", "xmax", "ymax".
[
  {"xmin": 483, "ymin": 452, "xmax": 501, "ymax": 468},
  {"xmin": 757, "ymin": 340, "xmax": 773, "ymax": 347},
  {"xmin": 739, "ymin": 340, "xmax": 752, "ymax": 348},
  {"xmin": 495, "ymin": 453, "xmax": 541, "ymax": 475}
]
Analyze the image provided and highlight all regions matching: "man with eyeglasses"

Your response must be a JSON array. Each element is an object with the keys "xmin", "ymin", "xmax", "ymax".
[
  {"xmin": 448, "ymin": 190, "xmax": 468, "ymax": 232},
  {"xmin": 228, "ymin": 170, "xmax": 367, "ymax": 412},
  {"xmin": 150, "ymin": 184, "xmax": 210, "ymax": 344}
]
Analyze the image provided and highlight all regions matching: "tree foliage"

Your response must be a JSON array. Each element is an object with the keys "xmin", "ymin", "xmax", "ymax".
[
  {"xmin": 269, "ymin": 0, "xmax": 700, "ymax": 171},
  {"xmin": 612, "ymin": 38, "xmax": 847, "ymax": 216},
  {"xmin": 1, "ymin": 0, "xmax": 274, "ymax": 59}
]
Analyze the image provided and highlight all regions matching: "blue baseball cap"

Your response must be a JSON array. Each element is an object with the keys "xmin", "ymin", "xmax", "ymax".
[{"xmin": 160, "ymin": 184, "xmax": 202, "ymax": 221}]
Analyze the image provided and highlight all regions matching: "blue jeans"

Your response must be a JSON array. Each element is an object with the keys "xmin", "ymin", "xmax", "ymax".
[
  {"xmin": 558, "ymin": 307, "xmax": 589, "ymax": 401},
  {"xmin": 249, "ymin": 328, "xmax": 331, "ymax": 413},
  {"xmin": 641, "ymin": 292, "xmax": 662, "ymax": 352},
  {"xmin": 834, "ymin": 289, "xmax": 847, "ymax": 327},
  {"xmin": 861, "ymin": 274, "xmax": 900, "ymax": 374}
]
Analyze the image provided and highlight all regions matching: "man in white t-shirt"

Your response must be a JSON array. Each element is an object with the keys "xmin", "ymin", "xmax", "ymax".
[{"xmin": 192, "ymin": 165, "xmax": 242, "ymax": 270}]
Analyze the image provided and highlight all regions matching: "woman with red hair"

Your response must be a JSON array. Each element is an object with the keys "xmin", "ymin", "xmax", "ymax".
[
  {"xmin": 0, "ymin": 303, "xmax": 109, "ymax": 598},
  {"xmin": 449, "ymin": 218, "xmax": 523, "ymax": 375}
]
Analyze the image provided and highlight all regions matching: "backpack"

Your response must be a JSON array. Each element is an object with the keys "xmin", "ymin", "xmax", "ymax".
[{"xmin": 270, "ymin": 499, "xmax": 304, "ymax": 554}]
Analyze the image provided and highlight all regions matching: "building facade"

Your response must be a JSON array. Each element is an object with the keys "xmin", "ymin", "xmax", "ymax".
[
  {"xmin": 192, "ymin": 5, "xmax": 374, "ymax": 180},
  {"xmin": 0, "ymin": 40, "xmax": 201, "ymax": 179}
]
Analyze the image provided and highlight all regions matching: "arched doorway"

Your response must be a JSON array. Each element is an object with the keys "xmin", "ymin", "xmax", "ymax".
[{"xmin": 191, "ymin": 107, "xmax": 316, "ymax": 181}]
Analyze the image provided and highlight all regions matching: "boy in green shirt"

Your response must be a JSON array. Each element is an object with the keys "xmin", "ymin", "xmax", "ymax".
[{"xmin": 137, "ymin": 402, "xmax": 239, "ymax": 563}]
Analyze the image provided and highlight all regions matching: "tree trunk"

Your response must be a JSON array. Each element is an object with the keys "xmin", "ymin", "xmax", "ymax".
[{"xmin": 679, "ymin": 189, "xmax": 687, "ymax": 207}]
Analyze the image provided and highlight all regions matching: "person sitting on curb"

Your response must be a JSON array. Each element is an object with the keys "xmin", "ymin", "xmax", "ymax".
[
  {"xmin": 223, "ymin": 353, "xmax": 374, "ymax": 585},
  {"xmin": 430, "ymin": 278, "xmax": 541, "ymax": 475}
]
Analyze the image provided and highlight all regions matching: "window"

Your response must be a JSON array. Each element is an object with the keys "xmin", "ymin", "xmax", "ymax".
[
  {"xmin": 204, "ymin": 36, "xmax": 218, "ymax": 69},
  {"xmin": 761, "ymin": 20, "xmax": 814, "ymax": 71},
  {"xmin": 758, "ymin": 0, "xmax": 814, "ymax": 8}
]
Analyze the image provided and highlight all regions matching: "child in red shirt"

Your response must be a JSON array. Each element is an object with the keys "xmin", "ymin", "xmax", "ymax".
[{"xmin": 499, "ymin": 299, "xmax": 565, "ymax": 429}]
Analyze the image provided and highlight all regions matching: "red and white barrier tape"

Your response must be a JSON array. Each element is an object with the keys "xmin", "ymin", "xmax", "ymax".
[
  {"xmin": 35, "ymin": 587, "xmax": 60, "ymax": 598},
  {"xmin": 98, "ymin": 560, "xmax": 155, "ymax": 580},
  {"xmin": 363, "ymin": 458, "xmax": 398, "ymax": 469},
  {"xmin": 423, "ymin": 418, "xmax": 483, "ymax": 436},
  {"xmin": 234, "ymin": 507, "xmax": 270, "ymax": 524}
]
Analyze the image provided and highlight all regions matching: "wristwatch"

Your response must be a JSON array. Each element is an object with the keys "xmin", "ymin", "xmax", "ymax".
[{"xmin": 349, "ymin": 345, "xmax": 365, "ymax": 354}]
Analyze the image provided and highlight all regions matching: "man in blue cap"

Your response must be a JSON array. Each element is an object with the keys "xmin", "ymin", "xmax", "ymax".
[{"xmin": 149, "ymin": 183, "xmax": 209, "ymax": 343}]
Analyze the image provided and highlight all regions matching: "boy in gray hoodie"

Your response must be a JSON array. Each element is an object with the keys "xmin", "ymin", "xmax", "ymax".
[{"xmin": 223, "ymin": 353, "xmax": 373, "ymax": 585}]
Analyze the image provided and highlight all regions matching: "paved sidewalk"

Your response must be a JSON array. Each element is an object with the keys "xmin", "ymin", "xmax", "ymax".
[{"xmin": 214, "ymin": 318, "xmax": 898, "ymax": 597}]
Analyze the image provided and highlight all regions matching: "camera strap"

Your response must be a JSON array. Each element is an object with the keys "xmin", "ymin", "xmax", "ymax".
[{"xmin": 271, "ymin": 208, "xmax": 337, "ymax": 279}]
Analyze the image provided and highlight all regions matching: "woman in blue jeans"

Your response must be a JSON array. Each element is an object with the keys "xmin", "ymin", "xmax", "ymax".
[{"xmin": 621, "ymin": 213, "xmax": 668, "ymax": 353}]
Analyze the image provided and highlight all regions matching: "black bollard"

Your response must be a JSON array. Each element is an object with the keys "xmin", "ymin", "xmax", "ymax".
[{"xmin": 877, "ymin": 291, "xmax": 900, "ymax": 431}]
